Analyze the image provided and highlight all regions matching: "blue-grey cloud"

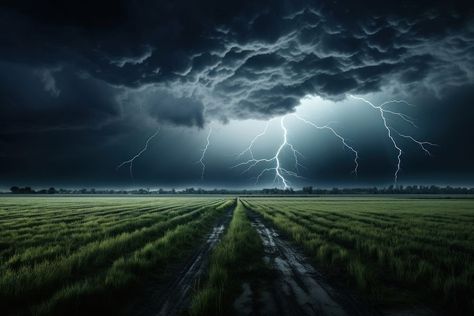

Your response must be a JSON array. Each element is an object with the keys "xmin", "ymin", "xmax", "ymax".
[
  {"xmin": 1, "ymin": 0, "xmax": 473, "ymax": 126},
  {"xmin": 0, "ymin": 0, "xmax": 474, "ymax": 186}
]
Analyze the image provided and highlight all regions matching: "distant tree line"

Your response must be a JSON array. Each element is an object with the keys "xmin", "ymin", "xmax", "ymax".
[
  {"xmin": 298, "ymin": 185, "xmax": 474, "ymax": 195},
  {"xmin": 9, "ymin": 186, "xmax": 58, "ymax": 194},
  {"xmin": 5, "ymin": 185, "xmax": 474, "ymax": 195}
]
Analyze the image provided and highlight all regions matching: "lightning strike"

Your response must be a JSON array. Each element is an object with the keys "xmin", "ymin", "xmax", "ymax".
[
  {"xmin": 233, "ymin": 112, "xmax": 362, "ymax": 189},
  {"xmin": 349, "ymin": 94, "xmax": 436, "ymax": 184},
  {"xmin": 236, "ymin": 121, "xmax": 270, "ymax": 161},
  {"xmin": 392, "ymin": 130, "xmax": 438, "ymax": 156},
  {"xmin": 117, "ymin": 128, "xmax": 160, "ymax": 181},
  {"xmin": 292, "ymin": 114, "xmax": 359, "ymax": 175},
  {"xmin": 233, "ymin": 116, "xmax": 304, "ymax": 189},
  {"xmin": 197, "ymin": 126, "xmax": 213, "ymax": 179}
]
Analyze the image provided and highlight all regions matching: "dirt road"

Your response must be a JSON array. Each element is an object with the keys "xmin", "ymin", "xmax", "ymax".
[
  {"xmin": 240, "ymin": 211, "xmax": 377, "ymax": 316},
  {"xmin": 129, "ymin": 205, "xmax": 375, "ymax": 316},
  {"xmin": 128, "ymin": 207, "xmax": 234, "ymax": 316}
]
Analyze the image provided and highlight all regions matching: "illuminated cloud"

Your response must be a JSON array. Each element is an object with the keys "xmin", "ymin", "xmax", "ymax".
[
  {"xmin": 0, "ymin": 0, "xmax": 473, "ymax": 186},
  {"xmin": 0, "ymin": 1, "xmax": 472, "ymax": 126}
]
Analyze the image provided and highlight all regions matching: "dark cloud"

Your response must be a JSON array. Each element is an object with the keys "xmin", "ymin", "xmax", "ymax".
[
  {"xmin": 0, "ymin": 0, "xmax": 472, "ymax": 123},
  {"xmin": 121, "ymin": 87, "xmax": 205, "ymax": 128},
  {"xmin": 0, "ymin": 62, "xmax": 121, "ymax": 133},
  {"xmin": 0, "ymin": 0, "xmax": 473, "ymax": 186}
]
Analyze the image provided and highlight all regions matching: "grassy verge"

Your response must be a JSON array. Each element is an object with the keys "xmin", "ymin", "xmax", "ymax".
[{"xmin": 189, "ymin": 200, "xmax": 264, "ymax": 316}]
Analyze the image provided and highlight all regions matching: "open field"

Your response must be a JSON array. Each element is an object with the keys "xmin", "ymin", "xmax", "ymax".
[
  {"xmin": 0, "ymin": 196, "xmax": 473, "ymax": 315},
  {"xmin": 0, "ymin": 197, "xmax": 231, "ymax": 315},
  {"xmin": 242, "ymin": 197, "xmax": 474, "ymax": 314}
]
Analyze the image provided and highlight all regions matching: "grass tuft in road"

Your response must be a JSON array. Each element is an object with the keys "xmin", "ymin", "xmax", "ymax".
[{"xmin": 189, "ymin": 200, "xmax": 264, "ymax": 316}]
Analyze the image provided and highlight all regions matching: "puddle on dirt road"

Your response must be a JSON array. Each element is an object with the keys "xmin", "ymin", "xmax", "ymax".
[
  {"xmin": 207, "ymin": 224, "xmax": 226, "ymax": 244},
  {"xmin": 244, "ymin": 212, "xmax": 374, "ymax": 316}
]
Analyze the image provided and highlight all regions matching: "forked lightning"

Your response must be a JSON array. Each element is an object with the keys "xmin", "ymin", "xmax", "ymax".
[{"xmin": 117, "ymin": 129, "xmax": 160, "ymax": 181}]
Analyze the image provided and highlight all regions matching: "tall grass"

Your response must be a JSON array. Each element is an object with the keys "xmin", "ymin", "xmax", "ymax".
[
  {"xmin": 0, "ymin": 197, "xmax": 228, "ymax": 315},
  {"xmin": 244, "ymin": 197, "xmax": 474, "ymax": 314}
]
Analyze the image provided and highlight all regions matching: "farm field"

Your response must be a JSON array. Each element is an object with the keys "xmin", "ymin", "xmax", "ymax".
[
  {"xmin": 0, "ymin": 196, "xmax": 232, "ymax": 315},
  {"xmin": 241, "ymin": 197, "xmax": 474, "ymax": 314},
  {"xmin": 0, "ymin": 196, "xmax": 473, "ymax": 315}
]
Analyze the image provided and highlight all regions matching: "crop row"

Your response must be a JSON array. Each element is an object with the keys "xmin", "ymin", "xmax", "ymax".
[
  {"xmin": 243, "ymin": 198, "xmax": 474, "ymax": 313},
  {"xmin": 0, "ymin": 197, "xmax": 228, "ymax": 315}
]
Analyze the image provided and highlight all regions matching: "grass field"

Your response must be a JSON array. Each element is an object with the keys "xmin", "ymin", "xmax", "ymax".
[
  {"xmin": 242, "ymin": 197, "xmax": 474, "ymax": 313},
  {"xmin": 0, "ymin": 196, "xmax": 473, "ymax": 315},
  {"xmin": 0, "ymin": 197, "xmax": 230, "ymax": 315}
]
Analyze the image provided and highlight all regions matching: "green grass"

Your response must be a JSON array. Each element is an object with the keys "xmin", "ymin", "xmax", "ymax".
[
  {"xmin": 189, "ymin": 200, "xmax": 264, "ymax": 316},
  {"xmin": 0, "ymin": 196, "xmax": 229, "ymax": 315},
  {"xmin": 1, "ymin": 196, "xmax": 472, "ymax": 315},
  {"xmin": 243, "ymin": 197, "xmax": 474, "ymax": 313}
]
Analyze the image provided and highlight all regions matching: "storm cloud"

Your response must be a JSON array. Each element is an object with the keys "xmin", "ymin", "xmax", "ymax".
[
  {"xmin": 0, "ymin": 0, "xmax": 474, "ymax": 186},
  {"xmin": 1, "ymin": 0, "xmax": 473, "ymax": 126}
]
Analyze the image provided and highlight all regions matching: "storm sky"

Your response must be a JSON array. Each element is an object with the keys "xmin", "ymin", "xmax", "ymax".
[{"xmin": 0, "ymin": 0, "xmax": 474, "ymax": 189}]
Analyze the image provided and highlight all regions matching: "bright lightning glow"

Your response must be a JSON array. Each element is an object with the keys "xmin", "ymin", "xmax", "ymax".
[
  {"xmin": 349, "ymin": 95, "xmax": 436, "ymax": 184},
  {"xmin": 233, "ymin": 116, "xmax": 304, "ymax": 189},
  {"xmin": 117, "ymin": 128, "xmax": 160, "ymax": 181},
  {"xmin": 233, "ymin": 110, "xmax": 363, "ymax": 188},
  {"xmin": 292, "ymin": 114, "xmax": 359, "ymax": 175},
  {"xmin": 116, "ymin": 96, "xmax": 436, "ymax": 188},
  {"xmin": 197, "ymin": 126, "xmax": 213, "ymax": 179}
]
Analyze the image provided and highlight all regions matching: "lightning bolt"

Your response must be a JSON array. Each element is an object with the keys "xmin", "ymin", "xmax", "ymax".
[
  {"xmin": 236, "ymin": 121, "xmax": 270, "ymax": 161},
  {"xmin": 197, "ymin": 125, "xmax": 213, "ymax": 179},
  {"xmin": 349, "ymin": 95, "xmax": 436, "ymax": 184},
  {"xmin": 292, "ymin": 114, "xmax": 359, "ymax": 175},
  {"xmin": 117, "ymin": 128, "xmax": 160, "ymax": 181},
  {"xmin": 233, "ymin": 116, "xmax": 304, "ymax": 189},
  {"xmin": 392, "ymin": 130, "xmax": 438, "ymax": 156}
]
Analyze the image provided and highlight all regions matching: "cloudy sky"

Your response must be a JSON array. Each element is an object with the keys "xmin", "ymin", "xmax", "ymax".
[{"xmin": 0, "ymin": 0, "xmax": 473, "ymax": 189}]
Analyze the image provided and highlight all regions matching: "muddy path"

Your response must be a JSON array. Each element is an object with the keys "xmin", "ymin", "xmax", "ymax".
[
  {"xmin": 242, "ymin": 210, "xmax": 378, "ymax": 316},
  {"xmin": 127, "ymin": 207, "xmax": 234, "ymax": 316}
]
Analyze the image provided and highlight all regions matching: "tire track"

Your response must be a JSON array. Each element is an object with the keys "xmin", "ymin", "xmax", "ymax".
[
  {"xmin": 245, "ymin": 210, "xmax": 377, "ymax": 316},
  {"xmin": 128, "ymin": 207, "xmax": 234, "ymax": 316}
]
